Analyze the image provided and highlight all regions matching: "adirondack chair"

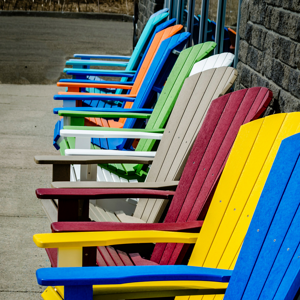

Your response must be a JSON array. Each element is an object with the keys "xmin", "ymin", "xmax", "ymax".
[
  {"xmin": 55, "ymin": 24, "xmax": 185, "ymax": 116},
  {"xmin": 38, "ymin": 66, "xmax": 238, "ymax": 223},
  {"xmin": 53, "ymin": 30, "xmax": 196, "ymax": 151},
  {"xmin": 65, "ymin": 8, "xmax": 170, "ymax": 77},
  {"xmin": 35, "ymin": 128, "xmax": 300, "ymax": 300},
  {"xmin": 34, "ymin": 87, "xmax": 274, "ymax": 270},
  {"xmin": 63, "ymin": 17, "xmax": 177, "ymax": 97},
  {"xmin": 53, "ymin": 42, "xmax": 217, "ymax": 153}
]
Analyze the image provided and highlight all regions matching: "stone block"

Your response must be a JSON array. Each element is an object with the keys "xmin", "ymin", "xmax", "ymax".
[
  {"xmin": 250, "ymin": 24, "xmax": 267, "ymax": 50},
  {"xmin": 287, "ymin": 12, "xmax": 300, "ymax": 41},
  {"xmin": 238, "ymin": 40, "xmax": 249, "ymax": 63},
  {"xmin": 244, "ymin": 21, "xmax": 253, "ymax": 44},
  {"xmin": 249, "ymin": 0, "xmax": 267, "ymax": 25},
  {"xmin": 246, "ymin": 45, "xmax": 263, "ymax": 72},
  {"xmin": 278, "ymin": 89, "xmax": 300, "ymax": 112},
  {"xmin": 263, "ymin": 31, "xmax": 279, "ymax": 58},
  {"xmin": 262, "ymin": 54, "xmax": 273, "ymax": 79},
  {"xmin": 240, "ymin": 64, "xmax": 252, "ymax": 87},
  {"xmin": 295, "ymin": 44, "xmax": 300, "ymax": 69},
  {"xmin": 277, "ymin": 36, "xmax": 297, "ymax": 67},
  {"xmin": 289, "ymin": 68, "xmax": 300, "ymax": 99},
  {"xmin": 264, "ymin": 6, "xmax": 273, "ymax": 29},
  {"xmin": 271, "ymin": 59, "xmax": 290, "ymax": 89}
]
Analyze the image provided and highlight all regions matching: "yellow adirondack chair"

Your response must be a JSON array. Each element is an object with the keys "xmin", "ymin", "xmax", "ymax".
[{"xmin": 33, "ymin": 112, "xmax": 300, "ymax": 300}]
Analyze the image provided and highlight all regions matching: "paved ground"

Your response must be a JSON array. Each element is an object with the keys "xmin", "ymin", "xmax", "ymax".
[
  {"xmin": 0, "ymin": 16, "xmax": 132, "ymax": 299},
  {"xmin": 0, "ymin": 16, "xmax": 133, "ymax": 84},
  {"xmin": 0, "ymin": 84, "xmax": 65, "ymax": 299}
]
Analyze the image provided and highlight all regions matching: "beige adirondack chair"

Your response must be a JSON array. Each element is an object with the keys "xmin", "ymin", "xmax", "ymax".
[{"xmin": 35, "ymin": 67, "xmax": 237, "ymax": 224}]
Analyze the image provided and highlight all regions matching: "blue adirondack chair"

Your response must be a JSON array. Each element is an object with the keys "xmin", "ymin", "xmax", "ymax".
[
  {"xmin": 63, "ymin": 16, "xmax": 176, "ymax": 98},
  {"xmin": 53, "ymin": 32, "xmax": 193, "ymax": 150},
  {"xmin": 36, "ymin": 132, "xmax": 300, "ymax": 300},
  {"xmin": 65, "ymin": 8, "xmax": 170, "ymax": 76},
  {"xmin": 61, "ymin": 18, "xmax": 177, "ymax": 105}
]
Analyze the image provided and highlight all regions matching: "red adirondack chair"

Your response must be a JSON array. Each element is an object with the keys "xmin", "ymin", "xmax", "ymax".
[{"xmin": 36, "ymin": 87, "xmax": 272, "ymax": 267}]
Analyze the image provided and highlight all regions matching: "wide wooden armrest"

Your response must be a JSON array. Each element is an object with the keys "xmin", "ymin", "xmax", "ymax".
[
  {"xmin": 51, "ymin": 220, "xmax": 203, "ymax": 233},
  {"xmin": 36, "ymin": 265, "xmax": 232, "ymax": 286},
  {"xmin": 54, "ymin": 93, "xmax": 136, "ymax": 101},
  {"xmin": 73, "ymin": 54, "xmax": 131, "ymax": 60},
  {"xmin": 34, "ymin": 155, "xmax": 154, "ymax": 165},
  {"xmin": 58, "ymin": 111, "xmax": 150, "ymax": 119},
  {"xmin": 51, "ymin": 181, "xmax": 179, "ymax": 190},
  {"xmin": 35, "ymin": 188, "xmax": 176, "ymax": 200},
  {"xmin": 66, "ymin": 59, "xmax": 129, "ymax": 68},
  {"xmin": 53, "ymin": 107, "xmax": 153, "ymax": 115},
  {"xmin": 57, "ymin": 82, "xmax": 133, "ymax": 90},
  {"xmin": 33, "ymin": 231, "xmax": 198, "ymax": 248},
  {"xmin": 63, "ymin": 69, "xmax": 135, "ymax": 78}
]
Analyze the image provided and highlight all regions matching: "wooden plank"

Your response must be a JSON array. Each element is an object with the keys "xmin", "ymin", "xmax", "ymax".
[
  {"xmin": 106, "ymin": 246, "xmax": 125, "ymax": 266},
  {"xmin": 97, "ymin": 246, "xmax": 116, "ymax": 266},
  {"xmin": 117, "ymin": 249, "xmax": 134, "ymax": 266}
]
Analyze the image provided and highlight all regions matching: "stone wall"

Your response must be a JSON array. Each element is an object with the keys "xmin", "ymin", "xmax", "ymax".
[
  {"xmin": 235, "ymin": 0, "xmax": 300, "ymax": 114},
  {"xmin": 136, "ymin": 0, "xmax": 164, "ymax": 38}
]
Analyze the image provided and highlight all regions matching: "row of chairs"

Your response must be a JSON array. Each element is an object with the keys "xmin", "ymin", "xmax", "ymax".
[{"xmin": 32, "ymin": 8, "xmax": 300, "ymax": 300}]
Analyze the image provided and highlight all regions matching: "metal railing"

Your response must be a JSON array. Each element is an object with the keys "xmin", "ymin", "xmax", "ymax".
[{"xmin": 165, "ymin": 0, "xmax": 242, "ymax": 65}]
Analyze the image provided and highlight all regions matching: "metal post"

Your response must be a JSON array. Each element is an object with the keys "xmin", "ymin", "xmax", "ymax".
[
  {"xmin": 198, "ymin": 0, "xmax": 210, "ymax": 44},
  {"xmin": 186, "ymin": 0, "xmax": 195, "ymax": 47},
  {"xmin": 234, "ymin": 0, "xmax": 243, "ymax": 68},
  {"xmin": 176, "ymin": 0, "xmax": 185, "ymax": 25},
  {"xmin": 214, "ymin": 0, "xmax": 227, "ymax": 54}
]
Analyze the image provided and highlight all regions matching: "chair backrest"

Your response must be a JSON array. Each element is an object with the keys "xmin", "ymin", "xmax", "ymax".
[
  {"xmin": 177, "ymin": 113, "xmax": 300, "ymax": 300},
  {"xmin": 126, "ymin": 8, "xmax": 169, "ymax": 71},
  {"xmin": 133, "ymin": 67, "xmax": 238, "ymax": 224},
  {"xmin": 146, "ymin": 87, "xmax": 273, "ymax": 265},
  {"xmin": 224, "ymin": 132, "xmax": 300, "ymax": 300},
  {"xmin": 189, "ymin": 52, "xmax": 234, "ymax": 76},
  {"xmin": 121, "ymin": 42, "xmax": 217, "ymax": 151}
]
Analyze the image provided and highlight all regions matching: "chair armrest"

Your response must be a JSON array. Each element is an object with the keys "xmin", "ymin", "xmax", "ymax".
[
  {"xmin": 33, "ymin": 230, "xmax": 197, "ymax": 248},
  {"xmin": 50, "ymin": 181, "xmax": 179, "ymax": 190},
  {"xmin": 53, "ymin": 94, "xmax": 136, "ymax": 102},
  {"xmin": 66, "ymin": 59, "xmax": 128, "ymax": 68},
  {"xmin": 36, "ymin": 265, "xmax": 232, "ymax": 286},
  {"xmin": 57, "ymin": 82, "xmax": 133, "ymax": 90},
  {"xmin": 59, "ymin": 79, "xmax": 133, "ymax": 85},
  {"xmin": 53, "ymin": 107, "xmax": 153, "ymax": 114},
  {"xmin": 64, "ymin": 69, "xmax": 135, "ymax": 78},
  {"xmin": 34, "ymin": 155, "xmax": 154, "ymax": 165},
  {"xmin": 35, "ymin": 188, "xmax": 176, "ymax": 200},
  {"xmin": 58, "ymin": 111, "xmax": 150, "ymax": 119},
  {"xmin": 51, "ymin": 220, "xmax": 203, "ymax": 233},
  {"xmin": 73, "ymin": 54, "xmax": 131, "ymax": 60}
]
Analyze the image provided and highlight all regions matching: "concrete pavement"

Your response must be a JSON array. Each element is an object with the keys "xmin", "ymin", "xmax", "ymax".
[
  {"xmin": 0, "ymin": 16, "xmax": 133, "ymax": 299},
  {"xmin": 0, "ymin": 17, "xmax": 133, "ymax": 84},
  {"xmin": 0, "ymin": 84, "xmax": 66, "ymax": 299}
]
